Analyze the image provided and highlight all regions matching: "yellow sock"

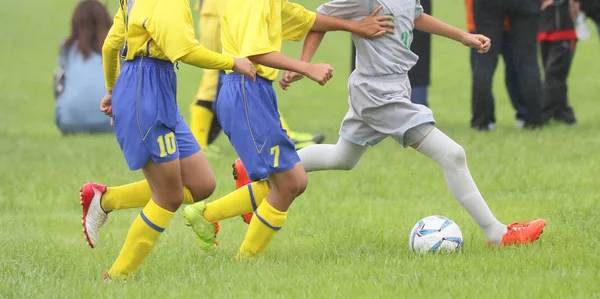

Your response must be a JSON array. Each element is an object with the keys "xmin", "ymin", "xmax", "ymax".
[
  {"xmin": 203, "ymin": 181, "xmax": 270, "ymax": 223},
  {"xmin": 107, "ymin": 199, "xmax": 174, "ymax": 279},
  {"xmin": 190, "ymin": 103, "xmax": 214, "ymax": 149},
  {"xmin": 102, "ymin": 181, "xmax": 195, "ymax": 212},
  {"xmin": 238, "ymin": 199, "xmax": 287, "ymax": 258},
  {"xmin": 279, "ymin": 113, "xmax": 295, "ymax": 139}
]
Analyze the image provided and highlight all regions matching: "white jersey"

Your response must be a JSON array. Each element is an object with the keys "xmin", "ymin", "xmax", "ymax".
[{"xmin": 317, "ymin": 0, "xmax": 423, "ymax": 76}]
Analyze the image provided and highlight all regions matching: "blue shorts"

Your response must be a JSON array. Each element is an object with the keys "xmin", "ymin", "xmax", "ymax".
[
  {"xmin": 216, "ymin": 73, "xmax": 299, "ymax": 181},
  {"xmin": 112, "ymin": 57, "xmax": 200, "ymax": 170}
]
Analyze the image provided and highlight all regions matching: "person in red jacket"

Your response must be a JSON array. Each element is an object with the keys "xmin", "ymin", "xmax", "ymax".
[{"xmin": 539, "ymin": 0, "xmax": 578, "ymax": 125}]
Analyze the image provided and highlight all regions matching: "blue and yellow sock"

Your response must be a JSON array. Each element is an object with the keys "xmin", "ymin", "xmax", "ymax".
[
  {"xmin": 203, "ymin": 181, "xmax": 270, "ymax": 223},
  {"xmin": 237, "ymin": 199, "xmax": 287, "ymax": 258},
  {"xmin": 107, "ymin": 199, "xmax": 174, "ymax": 279},
  {"xmin": 101, "ymin": 181, "xmax": 195, "ymax": 212}
]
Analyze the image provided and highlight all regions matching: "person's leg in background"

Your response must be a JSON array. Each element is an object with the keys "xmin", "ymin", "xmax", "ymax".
[
  {"xmin": 471, "ymin": 0, "xmax": 505, "ymax": 131},
  {"xmin": 505, "ymin": 0, "xmax": 544, "ymax": 128},
  {"xmin": 540, "ymin": 40, "xmax": 577, "ymax": 125},
  {"xmin": 408, "ymin": 0, "xmax": 432, "ymax": 107},
  {"xmin": 501, "ymin": 30, "xmax": 528, "ymax": 127}
]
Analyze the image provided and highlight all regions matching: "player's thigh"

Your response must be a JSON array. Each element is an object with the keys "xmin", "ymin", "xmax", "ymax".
[{"xmin": 142, "ymin": 158, "xmax": 184, "ymax": 212}]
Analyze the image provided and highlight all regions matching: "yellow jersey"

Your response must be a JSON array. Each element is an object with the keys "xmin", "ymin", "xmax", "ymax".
[
  {"xmin": 220, "ymin": 0, "xmax": 317, "ymax": 81},
  {"xmin": 105, "ymin": 0, "xmax": 203, "ymax": 63}
]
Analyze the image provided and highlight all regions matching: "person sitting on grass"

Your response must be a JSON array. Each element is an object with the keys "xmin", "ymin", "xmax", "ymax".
[{"xmin": 54, "ymin": 0, "xmax": 113, "ymax": 135}]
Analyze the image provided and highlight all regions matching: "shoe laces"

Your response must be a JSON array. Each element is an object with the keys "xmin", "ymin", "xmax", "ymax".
[{"xmin": 507, "ymin": 221, "xmax": 529, "ymax": 232}]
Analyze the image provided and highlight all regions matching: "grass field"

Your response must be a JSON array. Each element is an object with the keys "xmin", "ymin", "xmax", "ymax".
[{"xmin": 2, "ymin": 0, "xmax": 600, "ymax": 298}]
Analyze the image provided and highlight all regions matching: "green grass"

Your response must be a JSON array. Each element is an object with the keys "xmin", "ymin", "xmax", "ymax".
[{"xmin": 2, "ymin": 1, "xmax": 600, "ymax": 298}]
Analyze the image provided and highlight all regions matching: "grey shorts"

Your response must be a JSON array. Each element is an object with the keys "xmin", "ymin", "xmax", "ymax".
[{"xmin": 339, "ymin": 72, "xmax": 435, "ymax": 147}]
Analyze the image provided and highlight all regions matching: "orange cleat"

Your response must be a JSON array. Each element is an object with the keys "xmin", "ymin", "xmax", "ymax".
[
  {"xmin": 232, "ymin": 159, "xmax": 253, "ymax": 224},
  {"xmin": 489, "ymin": 219, "xmax": 547, "ymax": 246}
]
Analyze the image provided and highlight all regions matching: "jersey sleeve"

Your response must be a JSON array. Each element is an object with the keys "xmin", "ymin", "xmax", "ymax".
[
  {"xmin": 415, "ymin": 0, "xmax": 424, "ymax": 18},
  {"xmin": 145, "ymin": 0, "xmax": 202, "ymax": 62},
  {"xmin": 226, "ymin": 0, "xmax": 278, "ymax": 57},
  {"xmin": 316, "ymin": 0, "xmax": 362, "ymax": 19},
  {"xmin": 103, "ymin": 6, "xmax": 126, "ymax": 50},
  {"xmin": 281, "ymin": 2, "xmax": 317, "ymax": 41}
]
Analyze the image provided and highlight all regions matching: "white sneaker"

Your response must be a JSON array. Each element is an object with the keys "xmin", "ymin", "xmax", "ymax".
[
  {"xmin": 80, "ymin": 183, "xmax": 109, "ymax": 248},
  {"xmin": 515, "ymin": 119, "xmax": 525, "ymax": 129}
]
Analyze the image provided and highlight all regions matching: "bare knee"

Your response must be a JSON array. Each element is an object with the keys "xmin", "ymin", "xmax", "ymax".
[
  {"xmin": 292, "ymin": 170, "xmax": 308, "ymax": 196},
  {"xmin": 185, "ymin": 173, "xmax": 216, "ymax": 202}
]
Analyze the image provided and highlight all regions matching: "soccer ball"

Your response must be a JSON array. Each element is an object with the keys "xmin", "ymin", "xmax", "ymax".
[{"xmin": 409, "ymin": 216, "xmax": 464, "ymax": 253}]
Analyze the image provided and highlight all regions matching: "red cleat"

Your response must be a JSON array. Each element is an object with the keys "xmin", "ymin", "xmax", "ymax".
[
  {"xmin": 489, "ymin": 219, "xmax": 547, "ymax": 247},
  {"xmin": 80, "ymin": 183, "xmax": 108, "ymax": 248},
  {"xmin": 232, "ymin": 159, "xmax": 253, "ymax": 224}
]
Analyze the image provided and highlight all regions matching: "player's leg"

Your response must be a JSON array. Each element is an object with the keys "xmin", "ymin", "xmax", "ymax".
[
  {"xmin": 105, "ymin": 58, "xmax": 187, "ymax": 279},
  {"xmin": 407, "ymin": 124, "xmax": 546, "ymax": 246},
  {"xmin": 106, "ymin": 158, "xmax": 183, "ymax": 280},
  {"xmin": 297, "ymin": 137, "xmax": 366, "ymax": 172},
  {"xmin": 238, "ymin": 162, "xmax": 307, "ymax": 258},
  {"xmin": 190, "ymin": 9, "xmax": 222, "ymax": 150}
]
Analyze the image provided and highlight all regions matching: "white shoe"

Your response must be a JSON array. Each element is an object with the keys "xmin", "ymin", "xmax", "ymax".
[{"xmin": 80, "ymin": 183, "xmax": 109, "ymax": 248}]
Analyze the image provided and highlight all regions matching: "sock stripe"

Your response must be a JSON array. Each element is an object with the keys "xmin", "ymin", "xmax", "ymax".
[
  {"xmin": 254, "ymin": 211, "xmax": 281, "ymax": 231},
  {"xmin": 247, "ymin": 184, "xmax": 257, "ymax": 211},
  {"xmin": 139, "ymin": 211, "xmax": 165, "ymax": 233}
]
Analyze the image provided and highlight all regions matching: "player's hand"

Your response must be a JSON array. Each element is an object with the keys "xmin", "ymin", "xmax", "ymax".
[
  {"xmin": 279, "ymin": 71, "xmax": 305, "ymax": 91},
  {"xmin": 461, "ymin": 33, "xmax": 491, "ymax": 54},
  {"xmin": 100, "ymin": 92, "xmax": 114, "ymax": 126},
  {"xmin": 356, "ymin": 6, "xmax": 395, "ymax": 38},
  {"xmin": 233, "ymin": 58, "xmax": 256, "ymax": 82},
  {"xmin": 305, "ymin": 64, "xmax": 333, "ymax": 86}
]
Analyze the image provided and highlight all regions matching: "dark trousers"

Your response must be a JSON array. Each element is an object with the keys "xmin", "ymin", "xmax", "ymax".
[
  {"xmin": 540, "ymin": 40, "xmax": 577, "ymax": 124},
  {"xmin": 471, "ymin": 0, "xmax": 543, "ymax": 129},
  {"xmin": 470, "ymin": 31, "xmax": 527, "ymax": 122}
]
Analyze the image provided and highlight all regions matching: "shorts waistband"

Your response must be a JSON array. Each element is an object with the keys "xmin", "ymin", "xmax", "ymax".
[
  {"xmin": 351, "ymin": 71, "xmax": 408, "ymax": 81},
  {"xmin": 224, "ymin": 73, "xmax": 272, "ymax": 85},
  {"xmin": 125, "ymin": 56, "xmax": 174, "ymax": 69}
]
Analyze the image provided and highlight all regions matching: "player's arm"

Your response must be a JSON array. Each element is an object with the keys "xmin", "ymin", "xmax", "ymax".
[
  {"xmin": 414, "ymin": 13, "xmax": 491, "ymax": 53},
  {"xmin": 278, "ymin": 32, "xmax": 325, "ymax": 90},
  {"xmin": 310, "ymin": 6, "xmax": 394, "ymax": 38},
  {"xmin": 248, "ymin": 52, "xmax": 332, "ymax": 85},
  {"xmin": 102, "ymin": 6, "xmax": 126, "ymax": 92},
  {"xmin": 147, "ymin": 0, "xmax": 255, "ymax": 79}
]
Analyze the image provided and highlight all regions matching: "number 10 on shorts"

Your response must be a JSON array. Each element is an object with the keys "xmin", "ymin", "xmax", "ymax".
[
  {"xmin": 270, "ymin": 145, "xmax": 280, "ymax": 168},
  {"xmin": 158, "ymin": 132, "xmax": 176, "ymax": 157}
]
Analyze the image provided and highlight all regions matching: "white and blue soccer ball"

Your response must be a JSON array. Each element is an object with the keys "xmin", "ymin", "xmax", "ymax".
[{"xmin": 409, "ymin": 216, "xmax": 464, "ymax": 253}]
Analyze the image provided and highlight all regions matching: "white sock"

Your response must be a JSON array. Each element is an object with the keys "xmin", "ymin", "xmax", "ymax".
[
  {"xmin": 298, "ymin": 137, "xmax": 367, "ymax": 172},
  {"xmin": 415, "ymin": 128, "xmax": 507, "ymax": 244}
]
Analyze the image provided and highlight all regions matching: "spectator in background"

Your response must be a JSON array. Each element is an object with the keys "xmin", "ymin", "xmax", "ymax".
[
  {"xmin": 351, "ymin": 0, "xmax": 432, "ymax": 107},
  {"xmin": 54, "ymin": 0, "xmax": 112, "ymax": 135},
  {"xmin": 470, "ymin": 0, "xmax": 548, "ymax": 131},
  {"xmin": 466, "ymin": 0, "xmax": 528, "ymax": 129},
  {"xmin": 539, "ymin": 0, "xmax": 579, "ymax": 125}
]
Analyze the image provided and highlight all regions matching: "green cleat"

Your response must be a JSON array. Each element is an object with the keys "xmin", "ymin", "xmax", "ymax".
[
  {"xmin": 291, "ymin": 132, "xmax": 325, "ymax": 150},
  {"xmin": 183, "ymin": 202, "xmax": 219, "ymax": 251}
]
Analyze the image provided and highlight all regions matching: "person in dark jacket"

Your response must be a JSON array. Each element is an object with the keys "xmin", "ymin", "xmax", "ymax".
[
  {"xmin": 350, "ymin": 0, "xmax": 431, "ymax": 107},
  {"xmin": 539, "ymin": 0, "xmax": 578, "ymax": 125},
  {"xmin": 466, "ymin": 0, "xmax": 528, "ymax": 129},
  {"xmin": 470, "ymin": 0, "xmax": 551, "ymax": 130}
]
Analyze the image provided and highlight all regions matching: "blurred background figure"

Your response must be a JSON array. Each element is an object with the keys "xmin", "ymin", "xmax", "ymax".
[
  {"xmin": 190, "ymin": 0, "xmax": 325, "ymax": 156},
  {"xmin": 466, "ymin": 0, "xmax": 528, "ymax": 129},
  {"xmin": 350, "ymin": 0, "xmax": 432, "ymax": 107},
  {"xmin": 576, "ymin": 0, "xmax": 600, "ymax": 38},
  {"xmin": 539, "ymin": 0, "xmax": 579, "ymax": 125},
  {"xmin": 470, "ymin": 0, "xmax": 545, "ymax": 131},
  {"xmin": 54, "ymin": 0, "xmax": 112, "ymax": 135}
]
